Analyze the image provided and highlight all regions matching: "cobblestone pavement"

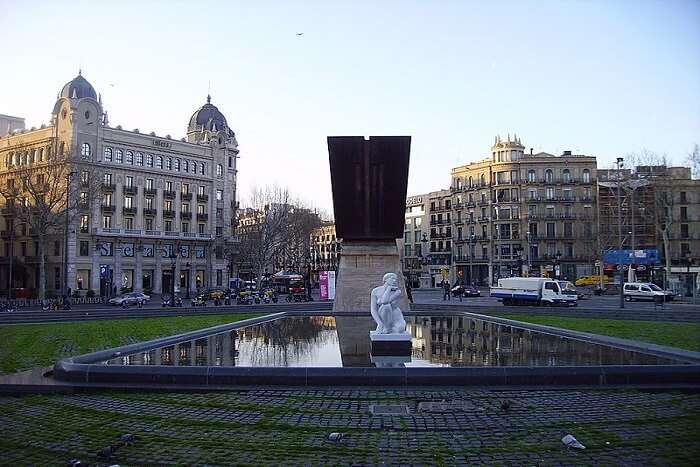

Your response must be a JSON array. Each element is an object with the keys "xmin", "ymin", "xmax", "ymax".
[{"xmin": 0, "ymin": 388, "xmax": 698, "ymax": 465}]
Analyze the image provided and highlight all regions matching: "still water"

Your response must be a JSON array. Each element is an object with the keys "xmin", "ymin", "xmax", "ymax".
[{"xmin": 103, "ymin": 315, "xmax": 687, "ymax": 368}]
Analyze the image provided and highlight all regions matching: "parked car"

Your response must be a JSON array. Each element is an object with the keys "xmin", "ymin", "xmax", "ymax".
[
  {"xmin": 452, "ymin": 284, "xmax": 481, "ymax": 297},
  {"xmin": 201, "ymin": 288, "xmax": 226, "ymax": 300},
  {"xmin": 575, "ymin": 275, "xmax": 611, "ymax": 287},
  {"xmin": 109, "ymin": 292, "xmax": 150, "ymax": 307},
  {"xmin": 623, "ymin": 282, "xmax": 674, "ymax": 302}
]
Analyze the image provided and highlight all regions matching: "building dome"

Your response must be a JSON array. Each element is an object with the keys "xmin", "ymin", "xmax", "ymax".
[
  {"xmin": 60, "ymin": 71, "xmax": 97, "ymax": 100},
  {"xmin": 188, "ymin": 95, "xmax": 234, "ymax": 136}
]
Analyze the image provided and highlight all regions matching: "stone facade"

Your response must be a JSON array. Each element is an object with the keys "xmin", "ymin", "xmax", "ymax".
[
  {"xmin": 0, "ymin": 73, "xmax": 239, "ymax": 298},
  {"xmin": 0, "ymin": 114, "xmax": 25, "ymax": 138}
]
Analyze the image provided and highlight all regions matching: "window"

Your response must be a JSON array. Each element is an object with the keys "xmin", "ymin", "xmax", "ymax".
[
  {"xmin": 197, "ymin": 204, "xmax": 206, "ymax": 215},
  {"xmin": 115, "ymin": 149, "xmax": 123, "ymax": 163},
  {"xmin": 582, "ymin": 169, "xmax": 591, "ymax": 183},
  {"xmin": 216, "ymin": 189, "xmax": 223, "ymax": 201},
  {"xmin": 545, "ymin": 169, "xmax": 553, "ymax": 183},
  {"xmin": 80, "ymin": 191, "xmax": 88, "ymax": 205},
  {"xmin": 183, "ymin": 160, "xmax": 189, "ymax": 172},
  {"xmin": 174, "ymin": 158, "xmax": 180, "ymax": 171},
  {"xmin": 146, "ymin": 178, "xmax": 154, "ymax": 190},
  {"xmin": 546, "ymin": 223, "xmax": 555, "ymax": 237},
  {"xmin": 562, "ymin": 169, "xmax": 571, "ymax": 183},
  {"xmin": 681, "ymin": 206, "xmax": 688, "ymax": 221},
  {"xmin": 124, "ymin": 196, "xmax": 133, "ymax": 208},
  {"xmin": 146, "ymin": 153, "xmax": 154, "ymax": 167},
  {"xmin": 546, "ymin": 187, "xmax": 554, "ymax": 200},
  {"xmin": 680, "ymin": 192, "xmax": 687, "ymax": 204},
  {"xmin": 216, "ymin": 207, "xmax": 223, "ymax": 219},
  {"xmin": 198, "ymin": 185, "xmax": 205, "ymax": 196},
  {"xmin": 191, "ymin": 161, "xmax": 197, "ymax": 174},
  {"xmin": 103, "ymin": 215, "xmax": 112, "ymax": 229},
  {"xmin": 55, "ymin": 267, "xmax": 61, "ymax": 290},
  {"xmin": 103, "ymin": 193, "xmax": 113, "ymax": 205},
  {"xmin": 165, "ymin": 181, "xmax": 173, "ymax": 191},
  {"xmin": 136, "ymin": 152, "xmax": 144, "ymax": 165},
  {"xmin": 81, "ymin": 143, "xmax": 91, "ymax": 159},
  {"xmin": 125, "ymin": 150, "xmax": 133, "ymax": 164},
  {"xmin": 564, "ymin": 222, "xmax": 573, "ymax": 238},
  {"xmin": 125, "ymin": 176, "xmax": 134, "ymax": 188},
  {"xmin": 145, "ymin": 218, "xmax": 153, "ymax": 230},
  {"xmin": 164, "ymin": 200, "xmax": 173, "ymax": 210},
  {"xmin": 228, "ymin": 157, "xmax": 232, "ymax": 168},
  {"xmin": 182, "ymin": 203, "xmax": 190, "ymax": 213},
  {"xmin": 681, "ymin": 224, "xmax": 689, "ymax": 239},
  {"xmin": 79, "ymin": 241, "xmax": 89, "ymax": 256},
  {"xmin": 156, "ymin": 155, "xmax": 163, "ymax": 169},
  {"xmin": 145, "ymin": 197, "xmax": 154, "ymax": 209},
  {"xmin": 216, "ymin": 164, "xmax": 223, "ymax": 177},
  {"xmin": 104, "ymin": 147, "xmax": 113, "ymax": 161},
  {"xmin": 182, "ymin": 183, "xmax": 189, "ymax": 194},
  {"xmin": 200, "ymin": 163, "xmax": 205, "ymax": 175},
  {"xmin": 165, "ymin": 157, "xmax": 172, "ymax": 170},
  {"xmin": 165, "ymin": 220, "xmax": 173, "ymax": 232},
  {"xmin": 198, "ymin": 223, "xmax": 205, "ymax": 234},
  {"xmin": 79, "ymin": 215, "xmax": 89, "ymax": 233},
  {"xmin": 182, "ymin": 222, "xmax": 189, "ymax": 233},
  {"xmin": 216, "ymin": 226, "xmax": 223, "ymax": 236},
  {"xmin": 124, "ymin": 217, "xmax": 134, "ymax": 229}
]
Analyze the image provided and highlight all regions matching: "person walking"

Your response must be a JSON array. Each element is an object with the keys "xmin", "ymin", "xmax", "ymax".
[
  {"xmin": 442, "ymin": 279, "xmax": 451, "ymax": 301},
  {"xmin": 405, "ymin": 280, "xmax": 413, "ymax": 304}
]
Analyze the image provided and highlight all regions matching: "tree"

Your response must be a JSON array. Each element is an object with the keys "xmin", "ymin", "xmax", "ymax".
[{"xmin": 0, "ymin": 149, "xmax": 102, "ymax": 300}]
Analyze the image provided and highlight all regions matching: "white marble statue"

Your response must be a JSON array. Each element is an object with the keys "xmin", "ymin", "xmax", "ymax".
[{"xmin": 370, "ymin": 273, "xmax": 407, "ymax": 334}]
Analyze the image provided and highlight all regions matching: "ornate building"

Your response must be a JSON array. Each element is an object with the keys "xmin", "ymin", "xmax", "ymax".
[{"xmin": 0, "ymin": 72, "xmax": 239, "ymax": 298}]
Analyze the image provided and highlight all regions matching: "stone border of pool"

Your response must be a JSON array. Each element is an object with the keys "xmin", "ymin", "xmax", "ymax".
[{"xmin": 51, "ymin": 310, "xmax": 700, "ymax": 387}]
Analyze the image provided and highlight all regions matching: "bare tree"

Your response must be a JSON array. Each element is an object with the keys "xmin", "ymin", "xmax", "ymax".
[
  {"xmin": 687, "ymin": 144, "xmax": 700, "ymax": 180},
  {"xmin": 0, "ymin": 150, "xmax": 101, "ymax": 300},
  {"xmin": 277, "ymin": 202, "xmax": 322, "ymax": 272}
]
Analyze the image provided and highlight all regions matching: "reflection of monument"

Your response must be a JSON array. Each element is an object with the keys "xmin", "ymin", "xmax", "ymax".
[{"xmin": 328, "ymin": 136, "xmax": 411, "ymax": 313}]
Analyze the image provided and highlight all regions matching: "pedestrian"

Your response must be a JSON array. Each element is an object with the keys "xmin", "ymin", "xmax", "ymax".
[
  {"xmin": 443, "ymin": 280, "xmax": 451, "ymax": 301},
  {"xmin": 405, "ymin": 280, "xmax": 413, "ymax": 304}
]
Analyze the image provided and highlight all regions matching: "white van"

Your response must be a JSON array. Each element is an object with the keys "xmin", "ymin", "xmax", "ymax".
[{"xmin": 623, "ymin": 282, "xmax": 674, "ymax": 302}]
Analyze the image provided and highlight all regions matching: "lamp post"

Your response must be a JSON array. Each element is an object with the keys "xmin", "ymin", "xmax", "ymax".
[
  {"xmin": 185, "ymin": 261, "xmax": 191, "ymax": 299},
  {"xmin": 420, "ymin": 233, "xmax": 429, "ymax": 287},
  {"xmin": 166, "ymin": 250, "xmax": 177, "ymax": 307},
  {"xmin": 62, "ymin": 171, "xmax": 78, "ymax": 301},
  {"xmin": 526, "ymin": 230, "xmax": 532, "ymax": 277},
  {"xmin": 468, "ymin": 233, "xmax": 475, "ymax": 285},
  {"xmin": 686, "ymin": 251, "xmax": 693, "ymax": 298},
  {"xmin": 616, "ymin": 157, "xmax": 625, "ymax": 309},
  {"xmin": 554, "ymin": 250, "xmax": 562, "ymax": 280}
]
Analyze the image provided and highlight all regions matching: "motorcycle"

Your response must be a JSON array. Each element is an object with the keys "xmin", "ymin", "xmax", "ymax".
[
  {"xmin": 161, "ymin": 295, "xmax": 183, "ymax": 307},
  {"xmin": 0, "ymin": 302, "xmax": 16, "ymax": 313},
  {"xmin": 191, "ymin": 295, "xmax": 207, "ymax": 307},
  {"xmin": 261, "ymin": 289, "xmax": 278, "ymax": 304}
]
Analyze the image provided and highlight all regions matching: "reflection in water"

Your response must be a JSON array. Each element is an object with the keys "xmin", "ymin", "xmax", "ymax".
[{"xmin": 105, "ymin": 315, "xmax": 685, "ymax": 368}]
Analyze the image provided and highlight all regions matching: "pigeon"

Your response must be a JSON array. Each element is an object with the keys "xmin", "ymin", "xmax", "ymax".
[
  {"xmin": 67, "ymin": 460, "xmax": 83, "ymax": 467},
  {"xmin": 97, "ymin": 444, "xmax": 119, "ymax": 458},
  {"xmin": 561, "ymin": 434, "xmax": 586, "ymax": 449},
  {"xmin": 296, "ymin": 32, "xmax": 304, "ymax": 36},
  {"xmin": 118, "ymin": 433, "xmax": 136, "ymax": 445},
  {"xmin": 500, "ymin": 400, "xmax": 511, "ymax": 413},
  {"xmin": 327, "ymin": 432, "xmax": 344, "ymax": 443}
]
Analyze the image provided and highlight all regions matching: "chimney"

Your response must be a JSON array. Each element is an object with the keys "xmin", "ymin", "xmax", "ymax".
[
  {"xmin": 530, "ymin": 148, "xmax": 533, "ymax": 155},
  {"xmin": 563, "ymin": 150, "xmax": 572, "ymax": 156}
]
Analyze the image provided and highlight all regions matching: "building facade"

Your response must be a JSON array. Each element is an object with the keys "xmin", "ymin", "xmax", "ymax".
[
  {"xmin": 0, "ymin": 73, "xmax": 239, "ymax": 298},
  {"xmin": 450, "ymin": 135, "xmax": 598, "ymax": 284},
  {"xmin": 310, "ymin": 223, "xmax": 340, "ymax": 273},
  {"xmin": 0, "ymin": 114, "xmax": 25, "ymax": 138}
]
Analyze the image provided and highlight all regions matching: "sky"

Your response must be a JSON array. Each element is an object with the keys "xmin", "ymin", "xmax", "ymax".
[{"xmin": 1, "ymin": 0, "xmax": 699, "ymax": 215}]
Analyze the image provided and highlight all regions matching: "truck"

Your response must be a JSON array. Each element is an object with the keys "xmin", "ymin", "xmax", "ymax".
[{"xmin": 490, "ymin": 277, "xmax": 578, "ymax": 307}]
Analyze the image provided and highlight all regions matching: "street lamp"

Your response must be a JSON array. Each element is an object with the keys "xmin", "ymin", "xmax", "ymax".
[
  {"xmin": 185, "ymin": 261, "xmax": 191, "ymax": 299},
  {"xmin": 468, "ymin": 234, "xmax": 475, "ymax": 285},
  {"xmin": 526, "ymin": 230, "xmax": 532, "ymax": 277},
  {"xmin": 63, "ymin": 171, "xmax": 78, "ymax": 301},
  {"xmin": 686, "ymin": 251, "xmax": 693, "ymax": 298},
  {"xmin": 554, "ymin": 250, "xmax": 562, "ymax": 280},
  {"xmin": 616, "ymin": 157, "xmax": 625, "ymax": 309}
]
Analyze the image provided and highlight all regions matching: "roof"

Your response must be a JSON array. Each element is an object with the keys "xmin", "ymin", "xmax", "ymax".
[{"xmin": 60, "ymin": 71, "xmax": 97, "ymax": 100}]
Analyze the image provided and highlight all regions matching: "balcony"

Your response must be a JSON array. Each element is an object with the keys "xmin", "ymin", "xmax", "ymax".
[
  {"xmin": 164, "ymin": 231, "xmax": 180, "ymax": 237},
  {"xmin": 197, "ymin": 213, "xmax": 209, "ymax": 222},
  {"xmin": 454, "ymin": 255, "xmax": 489, "ymax": 263},
  {"xmin": 123, "ymin": 185, "xmax": 138, "ymax": 195},
  {"xmin": 180, "ymin": 211, "xmax": 192, "ymax": 220},
  {"xmin": 144, "ymin": 188, "xmax": 157, "ymax": 196},
  {"xmin": 77, "ymin": 201, "xmax": 90, "ymax": 211},
  {"xmin": 123, "ymin": 207, "xmax": 137, "ymax": 216},
  {"xmin": 477, "ymin": 217, "xmax": 490, "ymax": 222},
  {"xmin": 101, "ymin": 204, "xmax": 115, "ymax": 213},
  {"xmin": 430, "ymin": 232, "xmax": 452, "ymax": 239},
  {"xmin": 163, "ymin": 210, "xmax": 175, "ymax": 218},
  {"xmin": 124, "ymin": 229, "xmax": 143, "ymax": 235},
  {"xmin": 164, "ymin": 190, "xmax": 176, "ymax": 199},
  {"xmin": 143, "ymin": 208, "xmax": 158, "ymax": 217},
  {"xmin": 183, "ymin": 232, "xmax": 197, "ymax": 238},
  {"xmin": 92, "ymin": 227, "xmax": 122, "ymax": 236},
  {"xmin": 145, "ymin": 230, "xmax": 161, "ymax": 236},
  {"xmin": 198, "ymin": 232, "xmax": 213, "ymax": 239},
  {"xmin": 429, "ymin": 219, "xmax": 450, "ymax": 226},
  {"xmin": 101, "ymin": 183, "xmax": 116, "ymax": 192},
  {"xmin": 181, "ymin": 192, "xmax": 193, "ymax": 201},
  {"xmin": 197, "ymin": 194, "xmax": 209, "ymax": 203}
]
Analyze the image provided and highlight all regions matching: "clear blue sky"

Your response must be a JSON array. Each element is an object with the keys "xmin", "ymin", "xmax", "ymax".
[{"xmin": 2, "ymin": 0, "xmax": 698, "ymax": 215}]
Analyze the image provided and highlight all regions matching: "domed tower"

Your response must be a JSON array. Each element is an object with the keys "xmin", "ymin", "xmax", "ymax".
[
  {"xmin": 491, "ymin": 134, "xmax": 524, "ymax": 163},
  {"xmin": 187, "ymin": 95, "xmax": 238, "ymax": 150},
  {"xmin": 51, "ymin": 71, "xmax": 104, "ymax": 159}
]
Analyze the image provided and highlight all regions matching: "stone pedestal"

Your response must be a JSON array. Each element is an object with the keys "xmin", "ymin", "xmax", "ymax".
[
  {"xmin": 332, "ymin": 241, "xmax": 410, "ymax": 314},
  {"xmin": 369, "ymin": 331, "xmax": 411, "ymax": 356}
]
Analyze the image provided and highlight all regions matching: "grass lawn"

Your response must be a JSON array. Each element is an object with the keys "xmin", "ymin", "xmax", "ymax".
[
  {"xmin": 0, "ymin": 313, "xmax": 263, "ymax": 374},
  {"xmin": 497, "ymin": 314, "xmax": 700, "ymax": 352}
]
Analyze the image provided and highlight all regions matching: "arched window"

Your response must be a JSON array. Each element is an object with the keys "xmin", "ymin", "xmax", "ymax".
[
  {"xmin": 136, "ymin": 152, "xmax": 144, "ymax": 165},
  {"xmin": 480, "ymin": 174, "xmax": 485, "ymax": 186},
  {"xmin": 174, "ymin": 158, "xmax": 180, "ymax": 171},
  {"xmin": 562, "ymin": 169, "xmax": 571, "ymax": 183},
  {"xmin": 228, "ymin": 156, "xmax": 232, "ymax": 168},
  {"xmin": 14, "ymin": 153, "xmax": 20, "ymax": 165},
  {"xmin": 527, "ymin": 169, "xmax": 536, "ymax": 182},
  {"xmin": 115, "ymin": 149, "xmax": 123, "ymax": 163},
  {"xmin": 81, "ymin": 143, "xmax": 92, "ymax": 159},
  {"xmin": 582, "ymin": 169, "xmax": 591, "ymax": 183},
  {"xmin": 156, "ymin": 155, "xmax": 163, "ymax": 169},
  {"xmin": 21, "ymin": 152, "xmax": 27, "ymax": 165},
  {"xmin": 199, "ymin": 163, "xmax": 205, "ymax": 175},
  {"xmin": 37, "ymin": 148, "xmax": 44, "ymax": 162},
  {"xmin": 28, "ymin": 150, "xmax": 35, "ymax": 164},
  {"xmin": 191, "ymin": 161, "xmax": 197, "ymax": 174},
  {"xmin": 468, "ymin": 176, "xmax": 473, "ymax": 188},
  {"xmin": 125, "ymin": 150, "xmax": 133, "ymax": 164},
  {"xmin": 183, "ymin": 160, "xmax": 189, "ymax": 172},
  {"xmin": 545, "ymin": 169, "xmax": 553, "ymax": 183},
  {"xmin": 216, "ymin": 164, "xmax": 223, "ymax": 177},
  {"xmin": 146, "ymin": 153, "xmax": 153, "ymax": 167},
  {"xmin": 165, "ymin": 157, "xmax": 172, "ymax": 170},
  {"xmin": 104, "ymin": 147, "xmax": 113, "ymax": 162}
]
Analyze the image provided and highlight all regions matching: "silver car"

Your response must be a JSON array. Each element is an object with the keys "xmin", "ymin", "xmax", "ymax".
[{"xmin": 108, "ymin": 292, "xmax": 150, "ymax": 307}]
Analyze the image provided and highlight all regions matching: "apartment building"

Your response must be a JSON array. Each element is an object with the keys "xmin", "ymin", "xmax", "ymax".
[{"xmin": 0, "ymin": 72, "xmax": 239, "ymax": 298}]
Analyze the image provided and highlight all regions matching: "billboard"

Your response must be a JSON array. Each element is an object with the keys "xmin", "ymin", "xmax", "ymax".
[{"xmin": 603, "ymin": 249, "xmax": 660, "ymax": 265}]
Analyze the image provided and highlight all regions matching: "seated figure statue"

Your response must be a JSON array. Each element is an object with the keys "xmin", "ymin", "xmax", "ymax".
[{"xmin": 370, "ymin": 273, "xmax": 407, "ymax": 334}]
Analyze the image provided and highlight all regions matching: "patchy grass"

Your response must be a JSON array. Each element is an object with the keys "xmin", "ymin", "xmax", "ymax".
[
  {"xmin": 497, "ymin": 314, "xmax": 700, "ymax": 352},
  {"xmin": 0, "ymin": 313, "xmax": 263, "ymax": 374}
]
